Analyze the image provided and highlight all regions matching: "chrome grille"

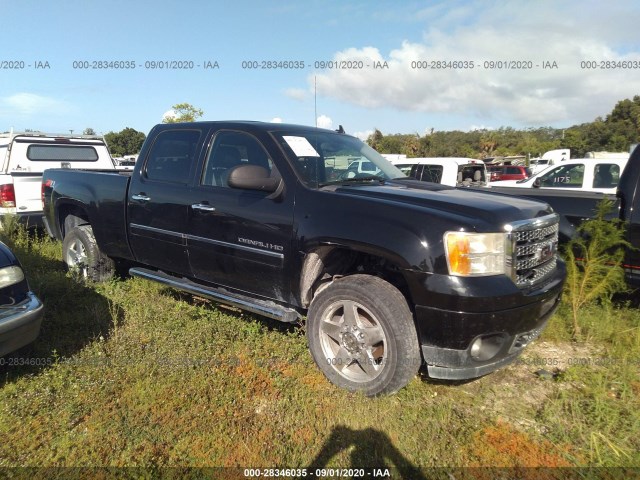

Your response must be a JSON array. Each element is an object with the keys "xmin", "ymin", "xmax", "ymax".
[{"xmin": 508, "ymin": 214, "xmax": 559, "ymax": 288}]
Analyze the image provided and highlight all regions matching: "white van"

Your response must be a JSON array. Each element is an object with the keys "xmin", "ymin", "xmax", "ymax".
[
  {"xmin": 406, "ymin": 158, "xmax": 488, "ymax": 188},
  {"xmin": 0, "ymin": 132, "xmax": 115, "ymax": 226}
]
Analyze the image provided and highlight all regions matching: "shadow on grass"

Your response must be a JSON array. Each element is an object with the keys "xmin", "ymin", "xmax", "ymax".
[
  {"xmin": 0, "ymin": 237, "xmax": 123, "ymax": 386},
  {"xmin": 160, "ymin": 287, "xmax": 303, "ymax": 335},
  {"xmin": 307, "ymin": 425, "xmax": 427, "ymax": 478}
]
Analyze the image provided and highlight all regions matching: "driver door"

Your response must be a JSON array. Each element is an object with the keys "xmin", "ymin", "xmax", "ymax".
[{"xmin": 185, "ymin": 130, "xmax": 295, "ymax": 302}]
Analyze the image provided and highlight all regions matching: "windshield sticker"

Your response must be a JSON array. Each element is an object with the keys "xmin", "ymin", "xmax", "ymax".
[{"xmin": 283, "ymin": 136, "xmax": 320, "ymax": 157}]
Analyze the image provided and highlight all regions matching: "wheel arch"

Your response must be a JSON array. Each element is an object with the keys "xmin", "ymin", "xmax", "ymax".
[
  {"xmin": 299, "ymin": 243, "xmax": 415, "ymax": 310},
  {"xmin": 55, "ymin": 199, "xmax": 91, "ymax": 240}
]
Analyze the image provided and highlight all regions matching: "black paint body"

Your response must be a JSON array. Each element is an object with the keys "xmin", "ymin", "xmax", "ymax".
[{"xmin": 42, "ymin": 122, "xmax": 566, "ymax": 379}]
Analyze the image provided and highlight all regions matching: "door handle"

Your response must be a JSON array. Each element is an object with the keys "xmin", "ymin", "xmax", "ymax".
[
  {"xmin": 191, "ymin": 203, "xmax": 216, "ymax": 212},
  {"xmin": 132, "ymin": 194, "xmax": 151, "ymax": 202}
]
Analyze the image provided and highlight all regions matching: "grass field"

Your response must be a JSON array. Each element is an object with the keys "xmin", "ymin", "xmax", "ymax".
[{"xmin": 0, "ymin": 226, "xmax": 638, "ymax": 474}]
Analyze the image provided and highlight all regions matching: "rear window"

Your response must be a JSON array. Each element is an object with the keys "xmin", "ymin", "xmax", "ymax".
[
  {"xmin": 411, "ymin": 164, "xmax": 443, "ymax": 183},
  {"xmin": 458, "ymin": 165, "xmax": 486, "ymax": 182},
  {"xmin": 359, "ymin": 161, "xmax": 376, "ymax": 172},
  {"xmin": 143, "ymin": 129, "xmax": 201, "ymax": 184},
  {"xmin": 27, "ymin": 144, "xmax": 98, "ymax": 161}
]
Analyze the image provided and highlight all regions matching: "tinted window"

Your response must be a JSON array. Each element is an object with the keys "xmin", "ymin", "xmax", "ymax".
[
  {"xmin": 202, "ymin": 131, "xmax": 275, "ymax": 188},
  {"xmin": 592, "ymin": 164, "xmax": 620, "ymax": 188},
  {"xmin": 539, "ymin": 164, "xmax": 585, "ymax": 188},
  {"xmin": 144, "ymin": 130, "xmax": 201, "ymax": 184},
  {"xmin": 411, "ymin": 164, "xmax": 443, "ymax": 183},
  {"xmin": 458, "ymin": 165, "xmax": 485, "ymax": 184},
  {"xmin": 27, "ymin": 145, "xmax": 98, "ymax": 161}
]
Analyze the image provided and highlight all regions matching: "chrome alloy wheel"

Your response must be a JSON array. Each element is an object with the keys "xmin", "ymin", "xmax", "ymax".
[
  {"xmin": 65, "ymin": 238, "xmax": 89, "ymax": 278},
  {"xmin": 318, "ymin": 299, "xmax": 387, "ymax": 382}
]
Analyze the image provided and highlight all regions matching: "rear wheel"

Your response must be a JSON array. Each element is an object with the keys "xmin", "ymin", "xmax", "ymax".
[
  {"xmin": 62, "ymin": 225, "xmax": 114, "ymax": 282},
  {"xmin": 307, "ymin": 274, "xmax": 421, "ymax": 396}
]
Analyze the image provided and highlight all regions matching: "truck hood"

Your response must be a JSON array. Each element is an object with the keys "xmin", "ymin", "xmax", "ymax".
[{"xmin": 330, "ymin": 179, "xmax": 553, "ymax": 229}]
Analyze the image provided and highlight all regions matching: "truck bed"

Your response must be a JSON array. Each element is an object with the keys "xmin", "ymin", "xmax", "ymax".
[{"xmin": 42, "ymin": 168, "xmax": 134, "ymax": 260}]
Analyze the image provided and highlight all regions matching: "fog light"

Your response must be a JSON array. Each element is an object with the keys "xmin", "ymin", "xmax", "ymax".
[{"xmin": 469, "ymin": 334, "xmax": 505, "ymax": 361}]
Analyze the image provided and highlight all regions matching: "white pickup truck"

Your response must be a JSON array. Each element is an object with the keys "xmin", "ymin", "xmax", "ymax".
[
  {"xmin": 490, "ymin": 158, "xmax": 629, "ymax": 194},
  {"xmin": 0, "ymin": 132, "xmax": 115, "ymax": 226}
]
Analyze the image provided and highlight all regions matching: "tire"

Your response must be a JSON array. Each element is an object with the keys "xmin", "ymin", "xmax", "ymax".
[
  {"xmin": 307, "ymin": 274, "xmax": 421, "ymax": 396},
  {"xmin": 62, "ymin": 225, "xmax": 114, "ymax": 282}
]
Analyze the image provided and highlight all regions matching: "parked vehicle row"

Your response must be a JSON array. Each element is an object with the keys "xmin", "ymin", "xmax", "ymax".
[
  {"xmin": 7, "ymin": 121, "xmax": 639, "ymax": 396},
  {"xmin": 42, "ymin": 121, "xmax": 565, "ymax": 395}
]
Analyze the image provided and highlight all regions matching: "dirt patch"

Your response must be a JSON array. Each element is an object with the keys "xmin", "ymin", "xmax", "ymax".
[
  {"xmin": 454, "ymin": 340, "xmax": 603, "ymax": 433},
  {"xmin": 469, "ymin": 420, "xmax": 574, "ymax": 468}
]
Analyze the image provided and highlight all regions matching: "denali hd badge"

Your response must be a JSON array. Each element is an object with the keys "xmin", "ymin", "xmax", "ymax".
[{"xmin": 238, "ymin": 237, "xmax": 284, "ymax": 252}]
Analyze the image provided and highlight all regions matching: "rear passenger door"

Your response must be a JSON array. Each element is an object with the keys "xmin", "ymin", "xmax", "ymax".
[
  {"xmin": 184, "ymin": 129, "xmax": 295, "ymax": 302},
  {"xmin": 128, "ymin": 128, "xmax": 205, "ymax": 275}
]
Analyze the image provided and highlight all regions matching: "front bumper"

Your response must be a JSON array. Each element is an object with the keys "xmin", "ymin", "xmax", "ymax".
[
  {"xmin": 0, "ymin": 292, "xmax": 44, "ymax": 357},
  {"xmin": 413, "ymin": 262, "xmax": 565, "ymax": 380}
]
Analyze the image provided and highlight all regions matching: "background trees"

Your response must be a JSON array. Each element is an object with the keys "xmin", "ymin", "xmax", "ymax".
[
  {"xmin": 367, "ymin": 96, "xmax": 640, "ymax": 160},
  {"xmin": 162, "ymin": 103, "xmax": 204, "ymax": 123},
  {"xmin": 104, "ymin": 127, "xmax": 146, "ymax": 157}
]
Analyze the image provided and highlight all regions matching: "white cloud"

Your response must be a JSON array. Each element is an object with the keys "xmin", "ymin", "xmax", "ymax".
[
  {"xmin": 270, "ymin": 117, "xmax": 283, "ymax": 123},
  {"xmin": 353, "ymin": 129, "xmax": 374, "ymax": 141},
  {"xmin": 162, "ymin": 109, "xmax": 176, "ymax": 121},
  {"xmin": 311, "ymin": 1, "xmax": 640, "ymax": 127},
  {"xmin": 0, "ymin": 93, "xmax": 70, "ymax": 117},
  {"xmin": 284, "ymin": 88, "xmax": 308, "ymax": 101},
  {"xmin": 316, "ymin": 115, "xmax": 333, "ymax": 129}
]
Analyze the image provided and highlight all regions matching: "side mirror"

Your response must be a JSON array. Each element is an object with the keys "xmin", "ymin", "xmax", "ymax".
[
  {"xmin": 532, "ymin": 178, "xmax": 542, "ymax": 188},
  {"xmin": 227, "ymin": 164, "xmax": 280, "ymax": 193}
]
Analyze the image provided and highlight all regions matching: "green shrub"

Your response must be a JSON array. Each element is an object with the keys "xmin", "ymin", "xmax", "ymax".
[{"xmin": 562, "ymin": 199, "xmax": 631, "ymax": 339}]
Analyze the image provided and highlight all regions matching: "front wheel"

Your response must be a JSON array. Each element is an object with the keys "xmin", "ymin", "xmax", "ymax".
[
  {"xmin": 62, "ymin": 225, "xmax": 114, "ymax": 282},
  {"xmin": 306, "ymin": 274, "xmax": 421, "ymax": 396}
]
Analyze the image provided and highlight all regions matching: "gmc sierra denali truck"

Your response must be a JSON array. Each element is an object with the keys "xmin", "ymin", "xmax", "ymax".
[{"xmin": 42, "ymin": 122, "xmax": 566, "ymax": 395}]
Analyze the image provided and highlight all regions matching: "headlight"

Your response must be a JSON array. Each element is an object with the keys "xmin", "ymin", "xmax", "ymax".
[
  {"xmin": 0, "ymin": 265, "xmax": 25, "ymax": 288},
  {"xmin": 444, "ymin": 232, "xmax": 507, "ymax": 276}
]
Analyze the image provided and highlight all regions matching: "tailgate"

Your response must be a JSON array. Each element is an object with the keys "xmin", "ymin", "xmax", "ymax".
[{"xmin": 11, "ymin": 172, "xmax": 43, "ymax": 213}]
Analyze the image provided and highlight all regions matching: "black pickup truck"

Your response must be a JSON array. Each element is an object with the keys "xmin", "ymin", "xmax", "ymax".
[
  {"xmin": 490, "ymin": 145, "xmax": 640, "ymax": 287},
  {"xmin": 42, "ymin": 122, "xmax": 565, "ymax": 395}
]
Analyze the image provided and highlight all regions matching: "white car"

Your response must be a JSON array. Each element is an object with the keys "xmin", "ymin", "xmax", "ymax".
[
  {"xmin": 491, "ymin": 158, "xmax": 629, "ymax": 194},
  {"xmin": 0, "ymin": 131, "xmax": 115, "ymax": 226}
]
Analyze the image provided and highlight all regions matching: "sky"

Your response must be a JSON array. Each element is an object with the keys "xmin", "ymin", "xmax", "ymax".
[{"xmin": 1, "ymin": 0, "xmax": 639, "ymax": 140}]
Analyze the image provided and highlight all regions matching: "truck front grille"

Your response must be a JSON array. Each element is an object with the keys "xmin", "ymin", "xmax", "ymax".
[{"xmin": 508, "ymin": 214, "xmax": 559, "ymax": 288}]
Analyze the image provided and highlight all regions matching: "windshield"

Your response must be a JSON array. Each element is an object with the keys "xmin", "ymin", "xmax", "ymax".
[{"xmin": 273, "ymin": 130, "xmax": 406, "ymax": 187}]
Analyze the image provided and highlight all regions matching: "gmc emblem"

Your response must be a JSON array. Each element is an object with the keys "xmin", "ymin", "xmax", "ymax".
[{"xmin": 536, "ymin": 242, "xmax": 557, "ymax": 263}]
